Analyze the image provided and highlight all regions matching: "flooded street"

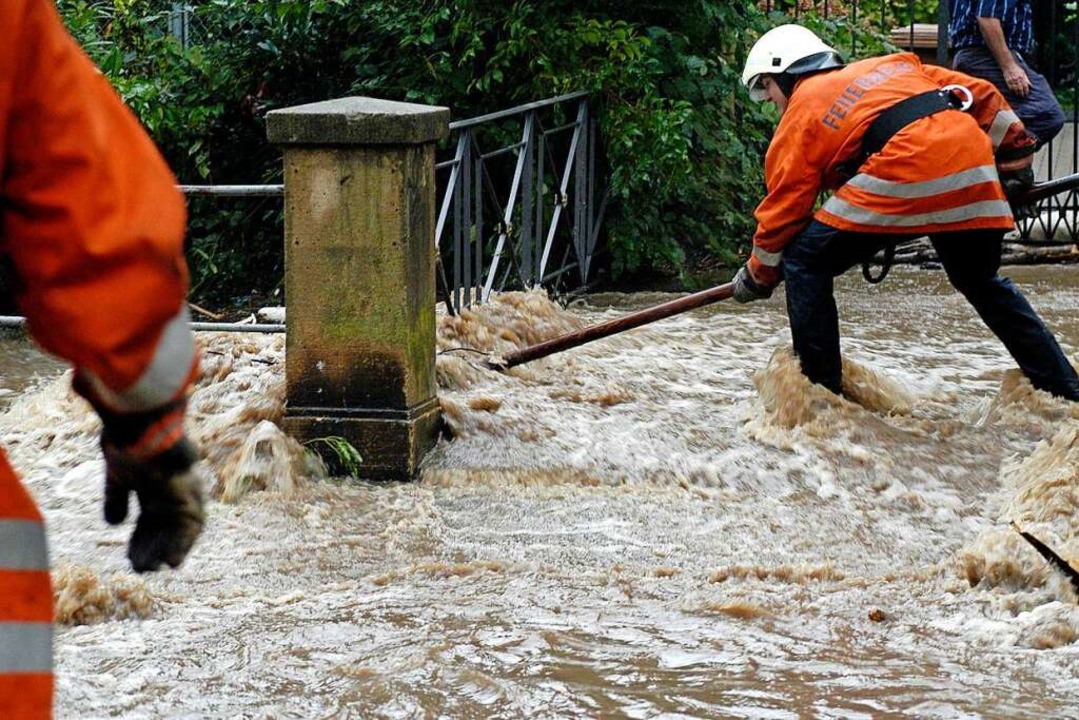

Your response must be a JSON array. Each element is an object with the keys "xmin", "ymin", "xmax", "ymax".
[{"xmin": 4, "ymin": 265, "xmax": 1079, "ymax": 718}]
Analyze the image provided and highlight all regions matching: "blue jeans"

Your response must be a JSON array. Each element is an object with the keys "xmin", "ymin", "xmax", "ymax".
[
  {"xmin": 953, "ymin": 47, "xmax": 1065, "ymax": 148},
  {"xmin": 783, "ymin": 220, "xmax": 1079, "ymax": 400}
]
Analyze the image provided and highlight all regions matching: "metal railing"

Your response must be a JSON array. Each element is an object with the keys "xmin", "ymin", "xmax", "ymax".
[
  {"xmin": 434, "ymin": 91, "xmax": 606, "ymax": 315},
  {"xmin": 0, "ymin": 316, "xmax": 284, "ymax": 333},
  {"xmin": 175, "ymin": 184, "xmax": 285, "ymax": 332},
  {"xmin": 179, "ymin": 184, "xmax": 282, "ymax": 197},
  {"xmin": 171, "ymin": 93, "xmax": 608, "ymax": 327},
  {"xmin": 1016, "ymin": 0, "xmax": 1079, "ymax": 243}
]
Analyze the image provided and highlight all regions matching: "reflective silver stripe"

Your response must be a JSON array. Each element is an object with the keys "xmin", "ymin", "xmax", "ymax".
[
  {"xmin": 751, "ymin": 246, "xmax": 783, "ymax": 267},
  {"xmin": 81, "ymin": 306, "xmax": 196, "ymax": 412},
  {"xmin": 0, "ymin": 623, "xmax": 52, "ymax": 674},
  {"xmin": 821, "ymin": 197, "xmax": 1012, "ymax": 227},
  {"xmin": 0, "ymin": 520, "xmax": 48, "ymax": 570},
  {"xmin": 845, "ymin": 165, "xmax": 999, "ymax": 199},
  {"xmin": 989, "ymin": 109, "xmax": 1020, "ymax": 148}
]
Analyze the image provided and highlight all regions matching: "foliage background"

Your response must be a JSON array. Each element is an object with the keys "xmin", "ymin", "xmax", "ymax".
[{"xmin": 56, "ymin": 0, "xmax": 1025, "ymax": 304}]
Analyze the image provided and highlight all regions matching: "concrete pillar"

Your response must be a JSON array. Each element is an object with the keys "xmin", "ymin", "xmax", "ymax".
[{"xmin": 267, "ymin": 97, "xmax": 449, "ymax": 481}]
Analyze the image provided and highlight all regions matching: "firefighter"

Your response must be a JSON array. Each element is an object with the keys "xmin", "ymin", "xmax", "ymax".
[
  {"xmin": 732, "ymin": 23, "xmax": 1079, "ymax": 402},
  {"xmin": 1, "ymin": 1, "xmax": 205, "ymax": 716}
]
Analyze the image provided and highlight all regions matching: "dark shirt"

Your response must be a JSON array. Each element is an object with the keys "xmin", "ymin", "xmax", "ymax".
[{"xmin": 948, "ymin": 0, "xmax": 1034, "ymax": 56}]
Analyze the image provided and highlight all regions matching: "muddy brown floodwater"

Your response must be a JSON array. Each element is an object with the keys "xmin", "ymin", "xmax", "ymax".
[{"xmin": 2, "ymin": 265, "xmax": 1079, "ymax": 718}]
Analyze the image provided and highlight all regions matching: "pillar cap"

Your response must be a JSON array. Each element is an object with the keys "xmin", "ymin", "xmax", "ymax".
[{"xmin": 267, "ymin": 97, "xmax": 450, "ymax": 146}]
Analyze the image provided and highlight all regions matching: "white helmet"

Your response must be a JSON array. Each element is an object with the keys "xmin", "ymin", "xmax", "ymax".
[{"xmin": 741, "ymin": 24, "xmax": 844, "ymax": 101}]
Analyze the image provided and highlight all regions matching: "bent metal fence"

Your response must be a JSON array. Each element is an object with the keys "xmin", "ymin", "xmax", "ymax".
[{"xmin": 435, "ymin": 91, "xmax": 606, "ymax": 315}]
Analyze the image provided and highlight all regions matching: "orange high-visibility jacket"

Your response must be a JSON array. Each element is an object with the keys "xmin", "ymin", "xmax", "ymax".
[
  {"xmin": 748, "ymin": 52, "xmax": 1030, "ymax": 286},
  {"xmin": 0, "ymin": 1, "xmax": 197, "ymax": 716}
]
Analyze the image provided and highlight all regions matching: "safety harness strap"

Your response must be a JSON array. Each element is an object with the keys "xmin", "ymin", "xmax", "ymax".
[
  {"xmin": 862, "ymin": 243, "xmax": 895, "ymax": 284},
  {"xmin": 861, "ymin": 89, "xmax": 959, "ymax": 161},
  {"xmin": 851, "ymin": 88, "xmax": 966, "ymax": 285}
]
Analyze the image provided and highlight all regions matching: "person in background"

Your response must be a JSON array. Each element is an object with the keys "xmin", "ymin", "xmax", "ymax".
[
  {"xmin": 731, "ymin": 24, "xmax": 1079, "ymax": 403},
  {"xmin": 1, "ymin": 1, "xmax": 205, "ymax": 716},
  {"xmin": 949, "ymin": 0, "xmax": 1066, "ymax": 148}
]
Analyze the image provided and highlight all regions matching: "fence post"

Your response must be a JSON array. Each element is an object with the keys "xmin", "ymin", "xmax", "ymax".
[
  {"xmin": 937, "ymin": 2, "xmax": 950, "ymax": 66},
  {"xmin": 267, "ymin": 97, "xmax": 449, "ymax": 481},
  {"xmin": 168, "ymin": 3, "xmax": 190, "ymax": 49}
]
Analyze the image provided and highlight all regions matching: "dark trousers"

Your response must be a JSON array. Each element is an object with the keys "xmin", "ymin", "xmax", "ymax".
[
  {"xmin": 783, "ymin": 220, "xmax": 1079, "ymax": 400},
  {"xmin": 953, "ymin": 47, "xmax": 1065, "ymax": 148}
]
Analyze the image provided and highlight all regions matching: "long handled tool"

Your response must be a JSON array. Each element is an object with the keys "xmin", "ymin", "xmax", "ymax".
[
  {"xmin": 1014, "ymin": 171, "xmax": 1079, "ymax": 206},
  {"xmin": 489, "ymin": 171, "xmax": 1079, "ymax": 371},
  {"xmin": 489, "ymin": 282, "xmax": 734, "ymax": 369},
  {"xmin": 1012, "ymin": 522, "xmax": 1079, "ymax": 595}
]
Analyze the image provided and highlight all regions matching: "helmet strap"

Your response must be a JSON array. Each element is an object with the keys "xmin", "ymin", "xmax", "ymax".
[{"xmin": 773, "ymin": 73, "xmax": 798, "ymax": 100}]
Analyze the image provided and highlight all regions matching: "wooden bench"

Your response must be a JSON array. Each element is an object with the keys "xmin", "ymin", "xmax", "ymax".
[{"xmin": 889, "ymin": 23, "xmax": 948, "ymax": 66}]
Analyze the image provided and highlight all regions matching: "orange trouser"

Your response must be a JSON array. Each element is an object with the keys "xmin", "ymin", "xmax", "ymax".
[{"xmin": 0, "ymin": 450, "xmax": 53, "ymax": 719}]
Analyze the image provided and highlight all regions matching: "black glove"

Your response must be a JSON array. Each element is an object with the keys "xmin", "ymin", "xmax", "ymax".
[
  {"xmin": 1001, "ymin": 167, "xmax": 1035, "ymax": 221},
  {"xmin": 732, "ymin": 265, "xmax": 774, "ymax": 304},
  {"xmin": 97, "ymin": 401, "xmax": 205, "ymax": 573},
  {"xmin": 996, "ymin": 166, "xmax": 1031, "ymax": 202}
]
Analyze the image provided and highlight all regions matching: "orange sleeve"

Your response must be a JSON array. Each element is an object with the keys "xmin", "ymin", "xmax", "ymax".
[
  {"xmin": 922, "ymin": 64, "xmax": 1035, "ymax": 159},
  {"xmin": 749, "ymin": 111, "xmax": 824, "ymax": 287},
  {"xmin": 1, "ymin": 0, "xmax": 197, "ymax": 411}
]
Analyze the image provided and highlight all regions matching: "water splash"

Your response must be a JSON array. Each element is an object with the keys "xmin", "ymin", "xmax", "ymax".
[
  {"xmin": 53, "ymin": 563, "xmax": 154, "ymax": 625},
  {"xmin": 218, "ymin": 419, "xmax": 325, "ymax": 503}
]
